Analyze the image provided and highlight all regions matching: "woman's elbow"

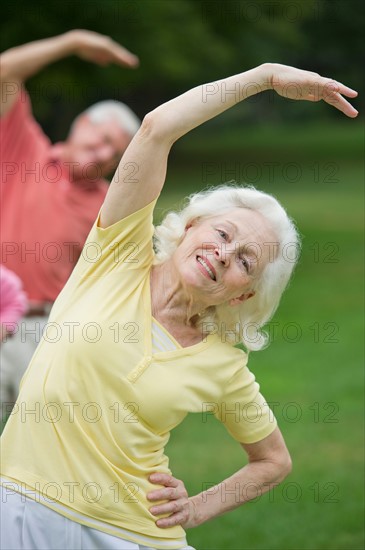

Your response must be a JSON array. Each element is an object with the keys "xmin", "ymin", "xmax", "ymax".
[
  {"xmin": 138, "ymin": 109, "xmax": 176, "ymax": 145},
  {"xmin": 276, "ymin": 450, "xmax": 293, "ymax": 481}
]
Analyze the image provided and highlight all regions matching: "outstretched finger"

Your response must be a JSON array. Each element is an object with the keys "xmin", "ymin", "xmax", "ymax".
[
  {"xmin": 323, "ymin": 79, "xmax": 358, "ymax": 98},
  {"xmin": 110, "ymin": 42, "xmax": 139, "ymax": 67},
  {"xmin": 332, "ymin": 81, "xmax": 358, "ymax": 98},
  {"xmin": 323, "ymin": 91, "xmax": 359, "ymax": 118}
]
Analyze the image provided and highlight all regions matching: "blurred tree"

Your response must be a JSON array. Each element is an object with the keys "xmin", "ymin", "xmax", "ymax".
[
  {"xmin": 1, "ymin": 0, "xmax": 363, "ymax": 137},
  {"xmin": 1, "ymin": 0, "xmax": 232, "ymax": 137}
]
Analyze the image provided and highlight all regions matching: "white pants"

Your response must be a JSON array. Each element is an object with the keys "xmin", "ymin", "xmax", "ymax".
[
  {"xmin": 0, "ymin": 315, "xmax": 48, "ymax": 419},
  {"xmin": 0, "ymin": 486, "xmax": 196, "ymax": 550}
]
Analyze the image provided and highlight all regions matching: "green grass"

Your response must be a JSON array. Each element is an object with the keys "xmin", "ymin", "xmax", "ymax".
[
  {"xmin": 173, "ymin": 119, "xmax": 364, "ymax": 159},
  {"xmin": 160, "ymin": 123, "xmax": 364, "ymax": 549}
]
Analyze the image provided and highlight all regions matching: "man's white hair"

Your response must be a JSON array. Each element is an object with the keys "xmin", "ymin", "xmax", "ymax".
[
  {"xmin": 73, "ymin": 100, "xmax": 140, "ymax": 137},
  {"xmin": 153, "ymin": 184, "xmax": 301, "ymax": 352}
]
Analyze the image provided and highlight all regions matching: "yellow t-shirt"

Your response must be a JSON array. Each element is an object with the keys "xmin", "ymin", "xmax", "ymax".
[{"xmin": 0, "ymin": 200, "xmax": 277, "ymax": 548}]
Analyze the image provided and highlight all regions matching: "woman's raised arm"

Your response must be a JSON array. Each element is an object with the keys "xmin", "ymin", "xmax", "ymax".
[{"xmin": 100, "ymin": 63, "xmax": 358, "ymax": 227}]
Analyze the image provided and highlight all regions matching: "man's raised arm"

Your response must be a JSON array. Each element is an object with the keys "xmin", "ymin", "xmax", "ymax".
[{"xmin": 0, "ymin": 30, "xmax": 139, "ymax": 116}]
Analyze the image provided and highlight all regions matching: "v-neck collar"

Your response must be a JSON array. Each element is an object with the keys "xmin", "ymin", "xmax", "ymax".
[{"xmin": 146, "ymin": 270, "xmax": 220, "ymax": 359}]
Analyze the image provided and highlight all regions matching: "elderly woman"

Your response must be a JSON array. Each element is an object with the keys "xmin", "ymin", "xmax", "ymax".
[{"xmin": 0, "ymin": 63, "xmax": 357, "ymax": 550}]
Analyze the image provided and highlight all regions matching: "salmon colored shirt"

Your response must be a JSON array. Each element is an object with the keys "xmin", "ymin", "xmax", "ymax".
[{"xmin": 0, "ymin": 89, "xmax": 108, "ymax": 303}]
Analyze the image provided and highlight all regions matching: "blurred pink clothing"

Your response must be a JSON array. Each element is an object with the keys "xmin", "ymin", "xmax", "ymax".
[
  {"xmin": 0, "ymin": 265, "xmax": 27, "ymax": 328},
  {"xmin": 0, "ymin": 89, "xmax": 108, "ymax": 302}
]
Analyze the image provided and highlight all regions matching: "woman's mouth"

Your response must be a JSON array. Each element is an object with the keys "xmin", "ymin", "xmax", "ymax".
[{"xmin": 196, "ymin": 256, "xmax": 216, "ymax": 281}]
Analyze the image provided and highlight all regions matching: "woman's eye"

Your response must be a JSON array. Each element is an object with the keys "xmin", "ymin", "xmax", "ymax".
[
  {"xmin": 241, "ymin": 257, "xmax": 249, "ymax": 271},
  {"xmin": 217, "ymin": 229, "xmax": 228, "ymax": 240}
]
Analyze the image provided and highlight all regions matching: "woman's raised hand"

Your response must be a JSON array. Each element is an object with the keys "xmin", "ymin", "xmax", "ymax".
[
  {"xmin": 266, "ymin": 63, "xmax": 358, "ymax": 117},
  {"xmin": 147, "ymin": 473, "xmax": 198, "ymax": 529}
]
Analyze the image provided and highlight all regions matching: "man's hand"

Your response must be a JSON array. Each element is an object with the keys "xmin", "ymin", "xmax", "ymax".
[
  {"xmin": 68, "ymin": 29, "xmax": 139, "ymax": 68},
  {"xmin": 147, "ymin": 473, "xmax": 198, "ymax": 529},
  {"xmin": 265, "ymin": 63, "xmax": 358, "ymax": 118}
]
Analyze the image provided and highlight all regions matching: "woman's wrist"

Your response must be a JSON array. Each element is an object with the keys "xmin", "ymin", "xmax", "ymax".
[
  {"xmin": 255, "ymin": 62, "xmax": 275, "ymax": 91},
  {"xmin": 187, "ymin": 492, "xmax": 218, "ymax": 527}
]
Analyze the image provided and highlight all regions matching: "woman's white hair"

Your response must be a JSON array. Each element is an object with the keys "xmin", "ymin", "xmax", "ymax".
[
  {"xmin": 153, "ymin": 184, "xmax": 300, "ymax": 352},
  {"xmin": 72, "ymin": 100, "xmax": 140, "ymax": 137}
]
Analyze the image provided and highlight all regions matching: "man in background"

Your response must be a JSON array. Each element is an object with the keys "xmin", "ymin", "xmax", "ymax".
[{"xmin": 0, "ymin": 30, "xmax": 140, "ymax": 413}]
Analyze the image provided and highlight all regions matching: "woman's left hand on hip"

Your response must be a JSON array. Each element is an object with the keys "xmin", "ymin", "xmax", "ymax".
[{"xmin": 147, "ymin": 472, "xmax": 198, "ymax": 528}]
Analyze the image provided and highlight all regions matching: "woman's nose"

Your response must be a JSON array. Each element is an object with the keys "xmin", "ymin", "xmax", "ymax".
[{"xmin": 214, "ymin": 244, "xmax": 230, "ymax": 265}]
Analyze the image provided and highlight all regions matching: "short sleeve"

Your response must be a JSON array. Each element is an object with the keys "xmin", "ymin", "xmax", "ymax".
[
  {"xmin": 0, "ymin": 88, "xmax": 50, "ymax": 164},
  {"xmin": 71, "ymin": 199, "xmax": 158, "ymax": 279},
  {"xmin": 216, "ymin": 364, "xmax": 277, "ymax": 444}
]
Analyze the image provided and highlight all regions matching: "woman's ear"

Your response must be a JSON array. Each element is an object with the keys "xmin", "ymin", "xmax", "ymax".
[
  {"xmin": 229, "ymin": 291, "xmax": 255, "ymax": 307},
  {"xmin": 185, "ymin": 219, "xmax": 200, "ymax": 232},
  {"xmin": 185, "ymin": 217, "xmax": 201, "ymax": 232}
]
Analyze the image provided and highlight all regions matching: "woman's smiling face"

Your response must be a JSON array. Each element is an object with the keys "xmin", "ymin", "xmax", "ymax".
[{"xmin": 172, "ymin": 207, "xmax": 278, "ymax": 307}]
